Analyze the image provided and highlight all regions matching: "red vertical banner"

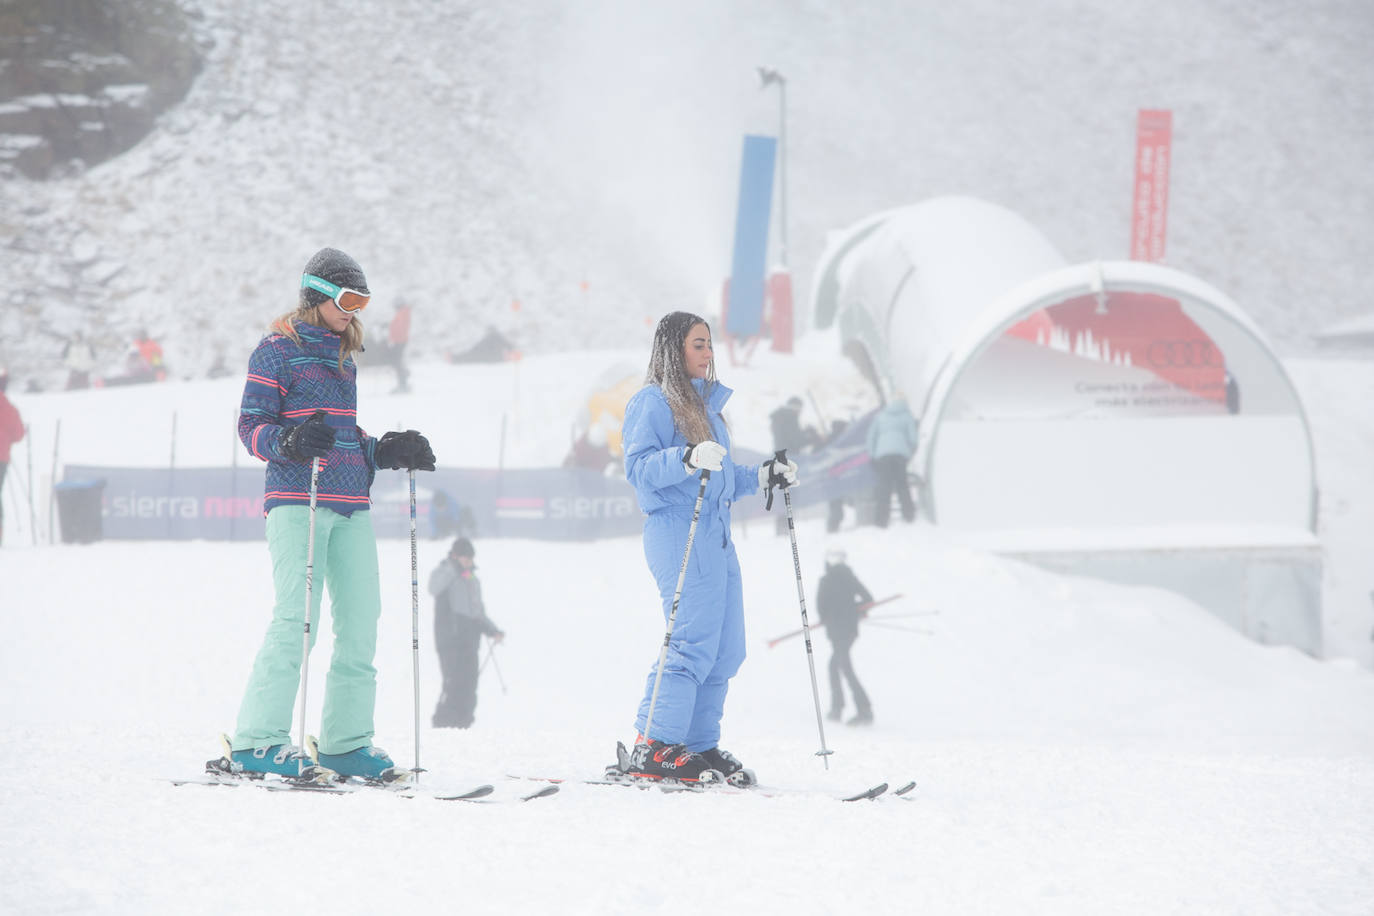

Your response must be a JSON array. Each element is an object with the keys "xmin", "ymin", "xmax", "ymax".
[
  {"xmin": 768, "ymin": 270, "xmax": 793, "ymax": 353},
  {"xmin": 1130, "ymin": 109, "xmax": 1173, "ymax": 262}
]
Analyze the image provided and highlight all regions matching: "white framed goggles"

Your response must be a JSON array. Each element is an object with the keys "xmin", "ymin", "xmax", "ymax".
[{"xmin": 302, "ymin": 273, "xmax": 371, "ymax": 313}]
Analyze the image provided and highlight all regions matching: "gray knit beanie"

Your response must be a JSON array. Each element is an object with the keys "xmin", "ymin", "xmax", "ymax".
[{"xmin": 300, "ymin": 247, "xmax": 369, "ymax": 309}]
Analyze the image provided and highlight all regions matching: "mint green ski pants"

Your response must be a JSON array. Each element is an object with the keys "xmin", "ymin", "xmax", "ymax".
[{"xmin": 232, "ymin": 506, "xmax": 382, "ymax": 756}]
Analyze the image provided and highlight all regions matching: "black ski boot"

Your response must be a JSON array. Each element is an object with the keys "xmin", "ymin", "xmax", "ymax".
[
  {"xmin": 625, "ymin": 739, "xmax": 724, "ymax": 785},
  {"xmin": 700, "ymin": 746, "xmax": 756, "ymax": 787}
]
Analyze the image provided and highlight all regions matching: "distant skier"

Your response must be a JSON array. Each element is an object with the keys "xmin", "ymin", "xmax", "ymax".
[
  {"xmin": 769, "ymin": 395, "xmax": 820, "ymax": 455},
  {"xmin": 866, "ymin": 394, "xmax": 919, "ymax": 526},
  {"xmin": 62, "ymin": 331, "xmax": 96, "ymax": 389},
  {"xmin": 619, "ymin": 311, "xmax": 798, "ymax": 784},
  {"xmin": 228, "ymin": 247, "xmax": 437, "ymax": 780},
  {"xmin": 817, "ymin": 548, "xmax": 875, "ymax": 725},
  {"xmin": 387, "ymin": 302, "xmax": 412, "ymax": 393},
  {"xmin": 430, "ymin": 537, "xmax": 504, "ymax": 728},
  {"xmin": 769, "ymin": 395, "xmax": 820, "ymax": 534}
]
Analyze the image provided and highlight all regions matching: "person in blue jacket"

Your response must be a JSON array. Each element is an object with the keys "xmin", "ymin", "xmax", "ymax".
[
  {"xmin": 866, "ymin": 393, "xmax": 919, "ymax": 526},
  {"xmin": 619, "ymin": 311, "xmax": 797, "ymax": 784},
  {"xmin": 227, "ymin": 247, "xmax": 436, "ymax": 781}
]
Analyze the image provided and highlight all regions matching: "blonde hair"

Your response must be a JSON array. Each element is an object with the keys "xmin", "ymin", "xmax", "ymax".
[{"xmin": 268, "ymin": 305, "xmax": 365, "ymax": 370}]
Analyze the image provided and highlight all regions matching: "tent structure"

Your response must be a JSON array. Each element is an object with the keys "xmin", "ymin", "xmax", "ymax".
[
  {"xmin": 812, "ymin": 196, "xmax": 1322, "ymax": 654},
  {"xmin": 1313, "ymin": 311, "xmax": 1374, "ymax": 349}
]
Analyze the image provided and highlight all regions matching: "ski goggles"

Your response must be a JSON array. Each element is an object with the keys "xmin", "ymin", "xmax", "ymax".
[{"xmin": 301, "ymin": 273, "xmax": 370, "ymax": 313}]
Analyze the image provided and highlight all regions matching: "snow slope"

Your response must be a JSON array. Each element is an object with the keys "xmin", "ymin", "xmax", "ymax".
[{"xmin": 2, "ymin": 345, "xmax": 1372, "ymax": 914}]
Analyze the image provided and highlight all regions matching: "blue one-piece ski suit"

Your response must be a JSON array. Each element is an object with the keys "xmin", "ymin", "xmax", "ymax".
[{"xmin": 622, "ymin": 377, "xmax": 762, "ymax": 751}]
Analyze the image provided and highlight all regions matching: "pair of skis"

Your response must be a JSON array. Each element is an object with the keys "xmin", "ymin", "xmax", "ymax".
[
  {"xmin": 174, "ymin": 768, "xmax": 557, "ymax": 803},
  {"xmin": 508, "ymin": 772, "xmax": 914, "ymax": 803},
  {"xmin": 176, "ymin": 734, "xmax": 557, "ymax": 802},
  {"xmin": 503, "ymin": 741, "xmax": 915, "ymax": 803}
]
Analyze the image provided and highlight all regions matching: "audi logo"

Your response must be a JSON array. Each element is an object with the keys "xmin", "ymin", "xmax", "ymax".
[{"xmin": 1145, "ymin": 340, "xmax": 1224, "ymax": 368}]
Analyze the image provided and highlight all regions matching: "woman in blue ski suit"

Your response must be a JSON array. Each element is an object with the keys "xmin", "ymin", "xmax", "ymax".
[
  {"xmin": 228, "ymin": 247, "xmax": 436, "ymax": 782},
  {"xmin": 620, "ymin": 311, "xmax": 797, "ymax": 783}
]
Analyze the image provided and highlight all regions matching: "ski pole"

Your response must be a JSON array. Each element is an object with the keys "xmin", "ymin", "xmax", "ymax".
[
  {"xmin": 485, "ymin": 636, "xmax": 508, "ymax": 695},
  {"xmin": 296, "ymin": 453, "xmax": 322, "ymax": 776},
  {"xmin": 766, "ymin": 594, "xmax": 906, "ymax": 648},
  {"xmin": 642, "ymin": 468, "xmax": 710, "ymax": 744},
  {"xmin": 772, "ymin": 449, "xmax": 834, "ymax": 768},
  {"xmin": 408, "ymin": 467, "xmax": 424, "ymax": 781},
  {"xmin": 864, "ymin": 621, "xmax": 935, "ymax": 635}
]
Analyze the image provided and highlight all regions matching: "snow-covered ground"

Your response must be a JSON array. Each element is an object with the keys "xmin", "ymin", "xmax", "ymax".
[{"xmin": 2, "ymin": 345, "xmax": 1372, "ymax": 914}]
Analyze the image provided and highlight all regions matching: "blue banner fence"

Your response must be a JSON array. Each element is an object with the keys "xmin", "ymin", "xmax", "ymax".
[{"xmin": 65, "ymin": 414, "xmax": 878, "ymax": 541}]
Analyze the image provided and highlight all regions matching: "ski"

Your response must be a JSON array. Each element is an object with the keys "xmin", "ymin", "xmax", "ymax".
[
  {"xmin": 171, "ymin": 770, "xmax": 348, "ymax": 793},
  {"xmin": 590, "ymin": 740, "xmax": 897, "ymax": 801},
  {"xmin": 505, "ymin": 772, "xmax": 896, "ymax": 801},
  {"xmin": 839, "ymin": 782, "xmax": 888, "ymax": 801},
  {"xmin": 505, "ymin": 766, "xmax": 902, "ymax": 802},
  {"xmin": 433, "ymin": 784, "xmax": 497, "ymax": 802},
  {"xmin": 519, "ymin": 784, "xmax": 561, "ymax": 801},
  {"xmin": 171, "ymin": 772, "xmax": 502, "ymax": 800}
]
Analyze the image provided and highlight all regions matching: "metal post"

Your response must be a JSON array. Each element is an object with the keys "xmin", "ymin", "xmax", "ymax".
[
  {"xmin": 778, "ymin": 75, "xmax": 788, "ymax": 268},
  {"xmin": 47, "ymin": 419, "xmax": 60, "ymax": 544},
  {"xmin": 167, "ymin": 411, "xmax": 177, "ymax": 539},
  {"xmin": 25, "ymin": 424, "xmax": 35, "ymax": 545}
]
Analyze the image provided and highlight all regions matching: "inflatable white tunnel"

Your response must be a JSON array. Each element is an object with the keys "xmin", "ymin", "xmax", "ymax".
[{"xmin": 812, "ymin": 196, "xmax": 1321, "ymax": 653}]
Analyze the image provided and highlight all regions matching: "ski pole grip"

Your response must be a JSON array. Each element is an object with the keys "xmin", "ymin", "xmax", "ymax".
[{"xmin": 764, "ymin": 448, "xmax": 788, "ymax": 511}]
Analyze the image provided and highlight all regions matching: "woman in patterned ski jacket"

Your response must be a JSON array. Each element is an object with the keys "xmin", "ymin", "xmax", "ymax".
[{"xmin": 227, "ymin": 247, "xmax": 436, "ymax": 782}]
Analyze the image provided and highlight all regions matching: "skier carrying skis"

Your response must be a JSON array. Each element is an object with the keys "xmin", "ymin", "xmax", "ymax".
[
  {"xmin": 620, "ymin": 311, "xmax": 798, "ymax": 783},
  {"xmin": 817, "ymin": 548, "xmax": 875, "ymax": 725},
  {"xmin": 430, "ymin": 536, "xmax": 504, "ymax": 728},
  {"xmin": 229, "ymin": 247, "xmax": 436, "ymax": 779}
]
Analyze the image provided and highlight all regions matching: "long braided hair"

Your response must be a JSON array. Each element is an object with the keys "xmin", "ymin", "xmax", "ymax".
[{"xmin": 646, "ymin": 311, "xmax": 716, "ymax": 445}]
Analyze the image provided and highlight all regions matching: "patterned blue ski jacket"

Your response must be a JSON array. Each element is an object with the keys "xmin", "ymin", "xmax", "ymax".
[
  {"xmin": 238, "ymin": 320, "xmax": 378, "ymax": 517},
  {"xmin": 622, "ymin": 378, "xmax": 760, "ymax": 522}
]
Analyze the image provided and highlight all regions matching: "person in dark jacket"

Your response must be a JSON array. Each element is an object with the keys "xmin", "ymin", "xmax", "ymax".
[
  {"xmin": 769, "ymin": 396, "xmax": 819, "ymax": 454},
  {"xmin": 769, "ymin": 395, "xmax": 820, "ymax": 534},
  {"xmin": 817, "ymin": 548, "xmax": 874, "ymax": 725},
  {"xmin": 430, "ymin": 537, "xmax": 504, "ymax": 728}
]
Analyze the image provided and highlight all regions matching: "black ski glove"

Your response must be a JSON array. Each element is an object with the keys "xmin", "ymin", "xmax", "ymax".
[
  {"xmin": 280, "ymin": 411, "xmax": 335, "ymax": 462},
  {"xmin": 374, "ymin": 429, "xmax": 437, "ymax": 471}
]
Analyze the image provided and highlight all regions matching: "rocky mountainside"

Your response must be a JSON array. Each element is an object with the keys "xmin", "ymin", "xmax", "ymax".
[
  {"xmin": 1, "ymin": 1, "xmax": 1371, "ymax": 388},
  {"xmin": 0, "ymin": 0, "xmax": 202, "ymax": 179}
]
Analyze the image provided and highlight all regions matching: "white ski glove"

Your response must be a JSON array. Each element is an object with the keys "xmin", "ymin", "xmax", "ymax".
[
  {"xmin": 684, "ymin": 440, "xmax": 726, "ymax": 473},
  {"xmin": 759, "ymin": 456, "xmax": 799, "ymax": 488}
]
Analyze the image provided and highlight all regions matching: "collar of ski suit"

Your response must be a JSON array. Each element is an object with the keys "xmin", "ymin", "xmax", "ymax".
[{"xmin": 691, "ymin": 376, "xmax": 732, "ymax": 412}]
